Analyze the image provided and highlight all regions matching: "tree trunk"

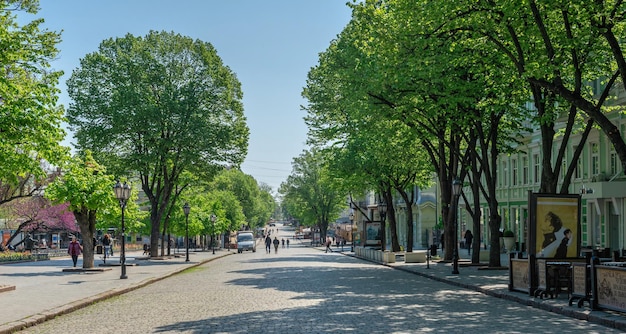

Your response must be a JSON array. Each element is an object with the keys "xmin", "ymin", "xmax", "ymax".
[
  {"xmin": 384, "ymin": 190, "xmax": 401, "ymax": 252},
  {"xmin": 442, "ymin": 183, "xmax": 454, "ymax": 262},
  {"xmin": 395, "ymin": 187, "xmax": 416, "ymax": 252},
  {"xmin": 405, "ymin": 203, "xmax": 414, "ymax": 253},
  {"xmin": 388, "ymin": 206, "xmax": 401, "ymax": 252},
  {"xmin": 471, "ymin": 168, "xmax": 481, "ymax": 264},
  {"xmin": 74, "ymin": 208, "xmax": 96, "ymax": 269},
  {"xmin": 488, "ymin": 212, "xmax": 501, "ymax": 267}
]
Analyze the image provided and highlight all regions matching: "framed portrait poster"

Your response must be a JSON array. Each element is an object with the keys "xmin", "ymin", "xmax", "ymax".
[{"xmin": 528, "ymin": 193, "xmax": 581, "ymax": 259}]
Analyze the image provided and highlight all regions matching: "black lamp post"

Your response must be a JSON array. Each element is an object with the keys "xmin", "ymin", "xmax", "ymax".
[
  {"xmin": 113, "ymin": 181, "xmax": 131, "ymax": 279},
  {"xmin": 349, "ymin": 213, "xmax": 355, "ymax": 252},
  {"xmin": 183, "ymin": 203, "xmax": 190, "ymax": 262},
  {"xmin": 211, "ymin": 214, "xmax": 216, "ymax": 254},
  {"xmin": 452, "ymin": 178, "xmax": 462, "ymax": 275},
  {"xmin": 378, "ymin": 200, "xmax": 387, "ymax": 251}
]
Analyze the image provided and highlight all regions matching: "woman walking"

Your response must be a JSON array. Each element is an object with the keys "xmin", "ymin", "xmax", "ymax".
[
  {"xmin": 102, "ymin": 234, "xmax": 112, "ymax": 259},
  {"xmin": 68, "ymin": 236, "xmax": 83, "ymax": 267}
]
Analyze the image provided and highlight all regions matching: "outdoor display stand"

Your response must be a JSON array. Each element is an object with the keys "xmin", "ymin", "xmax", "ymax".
[
  {"xmin": 591, "ymin": 261, "xmax": 626, "ymax": 312},
  {"xmin": 527, "ymin": 192, "xmax": 581, "ymax": 297},
  {"xmin": 569, "ymin": 261, "xmax": 591, "ymax": 307},
  {"xmin": 533, "ymin": 259, "xmax": 576, "ymax": 299},
  {"xmin": 509, "ymin": 253, "xmax": 530, "ymax": 293}
]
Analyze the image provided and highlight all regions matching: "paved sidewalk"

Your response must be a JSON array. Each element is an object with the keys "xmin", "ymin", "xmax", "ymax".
[
  {"xmin": 0, "ymin": 249, "xmax": 230, "ymax": 334},
  {"xmin": 3, "ymin": 243, "xmax": 626, "ymax": 333},
  {"xmin": 337, "ymin": 247, "xmax": 626, "ymax": 332}
]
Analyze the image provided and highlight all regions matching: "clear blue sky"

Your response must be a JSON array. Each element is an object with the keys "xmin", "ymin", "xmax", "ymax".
[{"xmin": 32, "ymin": 0, "xmax": 353, "ymax": 193}]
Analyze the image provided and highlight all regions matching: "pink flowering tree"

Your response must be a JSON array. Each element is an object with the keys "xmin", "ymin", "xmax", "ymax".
[{"xmin": 3, "ymin": 196, "xmax": 78, "ymax": 248}]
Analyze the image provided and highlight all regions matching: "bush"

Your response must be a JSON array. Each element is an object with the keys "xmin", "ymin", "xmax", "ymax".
[
  {"xmin": 503, "ymin": 230, "xmax": 515, "ymax": 237},
  {"xmin": 0, "ymin": 251, "xmax": 49, "ymax": 263}
]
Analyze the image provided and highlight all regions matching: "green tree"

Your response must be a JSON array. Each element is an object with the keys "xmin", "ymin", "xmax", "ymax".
[
  {"xmin": 176, "ymin": 190, "xmax": 243, "ymax": 249},
  {"xmin": 96, "ymin": 186, "xmax": 147, "ymax": 235},
  {"xmin": 210, "ymin": 190, "xmax": 246, "ymax": 233},
  {"xmin": 303, "ymin": 2, "xmax": 464, "ymax": 255},
  {"xmin": 0, "ymin": 0, "xmax": 68, "ymax": 204},
  {"xmin": 280, "ymin": 149, "xmax": 344, "ymax": 241},
  {"xmin": 303, "ymin": 0, "xmax": 526, "ymax": 265},
  {"xmin": 210, "ymin": 169, "xmax": 270, "ymax": 230},
  {"xmin": 45, "ymin": 151, "xmax": 120, "ymax": 268},
  {"xmin": 65, "ymin": 31, "xmax": 249, "ymax": 256}
]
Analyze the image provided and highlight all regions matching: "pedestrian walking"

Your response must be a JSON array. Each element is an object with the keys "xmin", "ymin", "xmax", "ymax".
[
  {"xmin": 68, "ymin": 236, "xmax": 82, "ymax": 267},
  {"xmin": 325, "ymin": 237, "xmax": 332, "ymax": 253},
  {"xmin": 265, "ymin": 235, "xmax": 272, "ymax": 254},
  {"xmin": 286, "ymin": 239, "xmax": 290, "ymax": 248},
  {"xmin": 273, "ymin": 237, "xmax": 280, "ymax": 254},
  {"xmin": 440, "ymin": 233, "xmax": 445, "ymax": 251},
  {"xmin": 464, "ymin": 230, "xmax": 473, "ymax": 255},
  {"xmin": 102, "ymin": 234, "xmax": 112, "ymax": 258},
  {"xmin": 281, "ymin": 238, "xmax": 285, "ymax": 248}
]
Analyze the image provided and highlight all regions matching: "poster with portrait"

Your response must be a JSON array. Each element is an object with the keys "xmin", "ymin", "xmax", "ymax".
[
  {"xmin": 365, "ymin": 222, "xmax": 381, "ymax": 246},
  {"xmin": 528, "ymin": 193, "xmax": 581, "ymax": 259}
]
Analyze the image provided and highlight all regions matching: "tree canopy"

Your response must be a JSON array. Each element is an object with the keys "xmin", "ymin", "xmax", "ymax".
[
  {"xmin": 0, "ymin": 0, "xmax": 68, "ymax": 204},
  {"xmin": 65, "ymin": 31, "xmax": 249, "ymax": 256},
  {"xmin": 280, "ymin": 149, "xmax": 345, "ymax": 240},
  {"xmin": 45, "ymin": 151, "xmax": 121, "ymax": 268}
]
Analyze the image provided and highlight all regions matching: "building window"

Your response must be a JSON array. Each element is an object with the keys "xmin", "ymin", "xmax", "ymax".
[
  {"xmin": 512, "ymin": 158, "xmax": 518, "ymax": 186},
  {"xmin": 591, "ymin": 142, "xmax": 599, "ymax": 176},
  {"xmin": 574, "ymin": 145, "xmax": 582, "ymax": 179},
  {"xmin": 503, "ymin": 160, "xmax": 508, "ymax": 187},
  {"xmin": 610, "ymin": 149, "xmax": 618, "ymax": 176},
  {"xmin": 533, "ymin": 154, "xmax": 540, "ymax": 183},
  {"xmin": 522, "ymin": 156, "xmax": 528, "ymax": 184}
]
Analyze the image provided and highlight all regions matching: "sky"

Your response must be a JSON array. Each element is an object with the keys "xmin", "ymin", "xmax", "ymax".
[{"xmin": 29, "ymin": 0, "xmax": 354, "ymax": 193}]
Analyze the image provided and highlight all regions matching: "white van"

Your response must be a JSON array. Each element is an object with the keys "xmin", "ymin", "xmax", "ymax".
[{"xmin": 237, "ymin": 232, "xmax": 256, "ymax": 253}]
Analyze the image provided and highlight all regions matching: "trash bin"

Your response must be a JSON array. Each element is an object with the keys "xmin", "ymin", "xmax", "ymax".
[
  {"xmin": 429, "ymin": 244, "xmax": 437, "ymax": 256},
  {"xmin": 96, "ymin": 245, "xmax": 103, "ymax": 254}
]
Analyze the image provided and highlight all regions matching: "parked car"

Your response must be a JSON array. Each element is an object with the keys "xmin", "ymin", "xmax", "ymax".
[{"xmin": 237, "ymin": 232, "xmax": 256, "ymax": 253}]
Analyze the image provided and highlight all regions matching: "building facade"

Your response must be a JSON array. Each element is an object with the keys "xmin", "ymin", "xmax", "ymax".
[{"xmin": 467, "ymin": 93, "xmax": 626, "ymax": 255}]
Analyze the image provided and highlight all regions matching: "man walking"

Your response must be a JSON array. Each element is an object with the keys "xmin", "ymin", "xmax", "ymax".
[
  {"xmin": 273, "ymin": 237, "xmax": 280, "ymax": 254},
  {"xmin": 265, "ymin": 235, "xmax": 272, "ymax": 254}
]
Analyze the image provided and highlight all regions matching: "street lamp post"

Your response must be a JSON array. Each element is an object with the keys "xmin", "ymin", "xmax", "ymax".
[
  {"xmin": 113, "ymin": 181, "xmax": 131, "ymax": 279},
  {"xmin": 452, "ymin": 178, "xmax": 462, "ymax": 275},
  {"xmin": 378, "ymin": 200, "xmax": 387, "ymax": 251},
  {"xmin": 211, "ymin": 214, "xmax": 217, "ymax": 255},
  {"xmin": 349, "ymin": 213, "xmax": 354, "ymax": 252},
  {"xmin": 183, "ymin": 203, "xmax": 190, "ymax": 262}
]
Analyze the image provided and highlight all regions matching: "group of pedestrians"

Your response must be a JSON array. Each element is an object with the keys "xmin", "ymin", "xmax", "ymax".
[
  {"xmin": 264, "ymin": 235, "xmax": 285, "ymax": 254},
  {"xmin": 263, "ymin": 229, "xmax": 290, "ymax": 254}
]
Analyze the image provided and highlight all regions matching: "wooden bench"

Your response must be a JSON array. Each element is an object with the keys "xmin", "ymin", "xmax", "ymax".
[{"xmin": 405, "ymin": 251, "xmax": 427, "ymax": 263}]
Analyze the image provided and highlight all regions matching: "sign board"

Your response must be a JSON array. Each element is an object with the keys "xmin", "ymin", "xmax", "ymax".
[
  {"xmin": 365, "ymin": 222, "xmax": 381, "ymax": 246},
  {"xmin": 510, "ymin": 259, "xmax": 529, "ymax": 293},
  {"xmin": 529, "ymin": 193, "xmax": 581, "ymax": 259},
  {"xmin": 596, "ymin": 265, "xmax": 626, "ymax": 312}
]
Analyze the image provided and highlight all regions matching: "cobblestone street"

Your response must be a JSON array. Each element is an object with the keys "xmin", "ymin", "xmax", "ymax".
[{"xmin": 16, "ymin": 227, "xmax": 619, "ymax": 334}]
